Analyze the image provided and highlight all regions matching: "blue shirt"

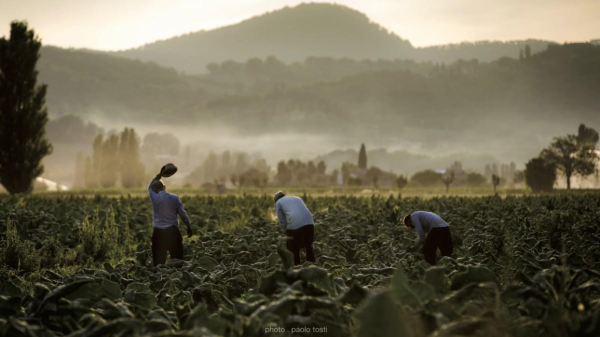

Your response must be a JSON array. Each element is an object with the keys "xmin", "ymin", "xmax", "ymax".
[
  {"xmin": 411, "ymin": 211, "xmax": 449, "ymax": 243},
  {"xmin": 148, "ymin": 177, "xmax": 190, "ymax": 229},
  {"xmin": 276, "ymin": 196, "xmax": 314, "ymax": 233}
]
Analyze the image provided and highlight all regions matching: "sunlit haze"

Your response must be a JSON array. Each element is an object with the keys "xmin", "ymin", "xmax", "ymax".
[{"xmin": 1, "ymin": 0, "xmax": 599, "ymax": 50}]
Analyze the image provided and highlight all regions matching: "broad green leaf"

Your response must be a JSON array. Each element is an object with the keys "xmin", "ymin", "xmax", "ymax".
[
  {"xmin": 424, "ymin": 267, "xmax": 449, "ymax": 293},
  {"xmin": 411, "ymin": 281, "xmax": 435, "ymax": 303},
  {"xmin": 66, "ymin": 279, "xmax": 122, "ymax": 302},
  {"xmin": 277, "ymin": 238, "xmax": 294, "ymax": 271},
  {"xmin": 391, "ymin": 266, "xmax": 423, "ymax": 307},
  {"xmin": 357, "ymin": 291, "xmax": 411, "ymax": 337},
  {"xmin": 340, "ymin": 283, "xmax": 370, "ymax": 306},
  {"xmin": 125, "ymin": 290, "xmax": 158, "ymax": 310},
  {"xmin": 450, "ymin": 266, "xmax": 500, "ymax": 290},
  {"xmin": 196, "ymin": 256, "xmax": 218, "ymax": 271},
  {"xmin": 299, "ymin": 267, "xmax": 337, "ymax": 297}
]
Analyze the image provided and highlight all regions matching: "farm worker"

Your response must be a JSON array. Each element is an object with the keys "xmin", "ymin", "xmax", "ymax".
[
  {"xmin": 274, "ymin": 191, "xmax": 316, "ymax": 266},
  {"xmin": 148, "ymin": 163, "xmax": 193, "ymax": 266},
  {"xmin": 403, "ymin": 211, "xmax": 453, "ymax": 265}
]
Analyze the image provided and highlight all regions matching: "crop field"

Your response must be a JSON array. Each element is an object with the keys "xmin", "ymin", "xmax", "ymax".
[{"xmin": 1, "ymin": 193, "xmax": 599, "ymax": 337}]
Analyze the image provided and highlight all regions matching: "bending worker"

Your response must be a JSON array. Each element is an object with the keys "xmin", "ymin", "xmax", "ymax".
[
  {"xmin": 274, "ymin": 191, "xmax": 316, "ymax": 266},
  {"xmin": 404, "ymin": 211, "xmax": 453, "ymax": 265}
]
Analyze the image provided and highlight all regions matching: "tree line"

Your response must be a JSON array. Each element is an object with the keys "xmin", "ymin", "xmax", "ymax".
[
  {"xmin": 184, "ymin": 151, "xmax": 270, "ymax": 189},
  {"xmin": 73, "ymin": 128, "xmax": 145, "ymax": 189}
]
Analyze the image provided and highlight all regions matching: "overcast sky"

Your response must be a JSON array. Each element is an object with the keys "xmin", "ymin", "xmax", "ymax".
[{"xmin": 1, "ymin": 0, "xmax": 599, "ymax": 50}]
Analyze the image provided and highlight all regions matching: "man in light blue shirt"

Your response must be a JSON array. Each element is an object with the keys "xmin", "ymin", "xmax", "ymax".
[
  {"xmin": 274, "ymin": 191, "xmax": 315, "ymax": 265},
  {"xmin": 403, "ymin": 211, "xmax": 453, "ymax": 265},
  {"xmin": 148, "ymin": 165, "xmax": 193, "ymax": 266}
]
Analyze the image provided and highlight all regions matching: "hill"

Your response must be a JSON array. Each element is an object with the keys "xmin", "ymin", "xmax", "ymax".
[
  {"xmin": 114, "ymin": 3, "xmax": 557, "ymax": 74},
  {"xmin": 115, "ymin": 3, "xmax": 413, "ymax": 74},
  {"xmin": 38, "ymin": 42, "xmax": 600, "ymax": 165},
  {"xmin": 180, "ymin": 43, "xmax": 600, "ymax": 163},
  {"xmin": 416, "ymin": 39, "xmax": 551, "ymax": 63},
  {"xmin": 38, "ymin": 46, "xmax": 199, "ymax": 122}
]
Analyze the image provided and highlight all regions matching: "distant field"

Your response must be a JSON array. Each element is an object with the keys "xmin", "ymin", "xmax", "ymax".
[{"xmin": 26, "ymin": 186, "xmax": 534, "ymax": 198}]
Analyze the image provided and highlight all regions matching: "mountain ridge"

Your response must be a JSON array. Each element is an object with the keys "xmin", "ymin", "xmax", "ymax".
[
  {"xmin": 113, "ymin": 3, "xmax": 556, "ymax": 74},
  {"xmin": 114, "ymin": 3, "xmax": 414, "ymax": 74}
]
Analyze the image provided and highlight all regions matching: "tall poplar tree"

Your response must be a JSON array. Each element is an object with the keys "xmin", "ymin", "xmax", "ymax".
[
  {"xmin": 100, "ymin": 134, "xmax": 119, "ymax": 188},
  {"xmin": 0, "ymin": 22, "xmax": 52, "ymax": 194},
  {"xmin": 120, "ymin": 128, "xmax": 145, "ymax": 188},
  {"xmin": 358, "ymin": 143, "xmax": 367, "ymax": 169}
]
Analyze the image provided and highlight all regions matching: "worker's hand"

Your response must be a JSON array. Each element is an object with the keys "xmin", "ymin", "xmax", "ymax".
[{"xmin": 186, "ymin": 225, "xmax": 193, "ymax": 238}]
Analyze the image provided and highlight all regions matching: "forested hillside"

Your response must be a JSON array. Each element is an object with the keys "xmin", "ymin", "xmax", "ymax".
[
  {"xmin": 39, "ymin": 42, "xmax": 600, "ymax": 163},
  {"xmin": 114, "ymin": 3, "xmax": 553, "ymax": 74},
  {"xmin": 38, "ymin": 46, "xmax": 198, "ymax": 122},
  {"xmin": 115, "ymin": 3, "xmax": 414, "ymax": 74}
]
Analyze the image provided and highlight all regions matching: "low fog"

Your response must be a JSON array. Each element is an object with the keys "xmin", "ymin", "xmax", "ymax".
[{"xmin": 42, "ymin": 114, "xmax": 553, "ymax": 190}]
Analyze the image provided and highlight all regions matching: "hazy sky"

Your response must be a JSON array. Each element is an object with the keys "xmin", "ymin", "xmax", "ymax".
[{"xmin": 1, "ymin": 0, "xmax": 599, "ymax": 50}]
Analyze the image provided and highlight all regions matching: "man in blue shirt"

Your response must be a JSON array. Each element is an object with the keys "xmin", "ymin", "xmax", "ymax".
[
  {"xmin": 148, "ymin": 165, "xmax": 193, "ymax": 266},
  {"xmin": 274, "ymin": 191, "xmax": 316, "ymax": 266},
  {"xmin": 403, "ymin": 211, "xmax": 453, "ymax": 265}
]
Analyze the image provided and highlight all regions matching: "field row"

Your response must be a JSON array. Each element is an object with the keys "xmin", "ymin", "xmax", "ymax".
[{"xmin": 0, "ymin": 193, "xmax": 599, "ymax": 336}]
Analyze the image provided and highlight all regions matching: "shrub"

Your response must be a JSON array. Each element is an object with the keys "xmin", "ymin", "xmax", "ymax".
[
  {"xmin": 39, "ymin": 236, "xmax": 68, "ymax": 268},
  {"xmin": 77, "ymin": 208, "xmax": 120, "ymax": 263},
  {"xmin": 466, "ymin": 172, "xmax": 486, "ymax": 187},
  {"xmin": 410, "ymin": 170, "xmax": 442, "ymax": 187},
  {"xmin": 525, "ymin": 157, "xmax": 556, "ymax": 192},
  {"xmin": 1, "ymin": 219, "xmax": 40, "ymax": 272},
  {"xmin": 396, "ymin": 175, "xmax": 408, "ymax": 190}
]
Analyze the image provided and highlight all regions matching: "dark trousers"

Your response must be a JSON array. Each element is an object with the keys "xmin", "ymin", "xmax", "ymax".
[
  {"xmin": 423, "ymin": 227, "xmax": 453, "ymax": 265},
  {"xmin": 152, "ymin": 226, "xmax": 183, "ymax": 266},
  {"xmin": 286, "ymin": 225, "xmax": 315, "ymax": 266}
]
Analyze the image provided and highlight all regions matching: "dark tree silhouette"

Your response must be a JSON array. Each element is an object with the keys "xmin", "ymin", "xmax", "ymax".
[
  {"xmin": 396, "ymin": 175, "xmax": 408, "ymax": 191},
  {"xmin": 99, "ymin": 134, "xmax": 119, "ymax": 188},
  {"xmin": 358, "ymin": 143, "xmax": 367, "ymax": 169},
  {"xmin": 525, "ymin": 158, "xmax": 556, "ymax": 192},
  {"xmin": 0, "ymin": 22, "xmax": 52, "ymax": 194},
  {"xmin": 317, "ymin": 161, "xmax": 326, "ymax": 174},
  {"xmin": 466, "ymin": 172, "xmax": 486, "ymax": 187},
  {"xmin": 120, "ymin": 128, "xmax": 145, "ymax": 188},
  {"xmin": 442, "ymin": 171, "xmax": 455, "ymax": 194},
  {"xmin": 541, "ymin": 127, "xmax": 598, "ymax": 189},
  {"xmin": 410, "ymin": 170, "xmax": 442, "ymax": 187},
  {"xmin": 492, "ymin": 174, "xmax": 501, "ymax": 194},
  {"xmin": 276, "ymin": 161, "xmax": 292, "ymax": 185},
  {"xmin": 367, "ymin": 167, "xmax": 381, "ymax": 188},
  {"xmin": 577, "ymin": 124, "xmax": 599, "ymax": 145}
]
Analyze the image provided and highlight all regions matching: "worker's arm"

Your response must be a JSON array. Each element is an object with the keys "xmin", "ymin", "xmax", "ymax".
[
  {"xmin": 177, "ymin": 197, "xmax": 193, "ymax": 238},
  {"xmin": 407, "ymin": 215, "xmax": 426, "ymax": 252},
  {"xmin": 148, "ymin": 166, "xmax": 166, "ymax": 196},
  {"xmin": 148, "ymin": 174, "xmax": 161, "ymax": 197},
  {"xmin": 276, "ymin": 202, "xmax": 287, "ymax": 234},
  {"xmin": 409, "ymin": 238, "xmax": 422, "ymax": 252},
  {"xmin": 413, "ymin": 215, "xmax": 426, "ymax": 243}
]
